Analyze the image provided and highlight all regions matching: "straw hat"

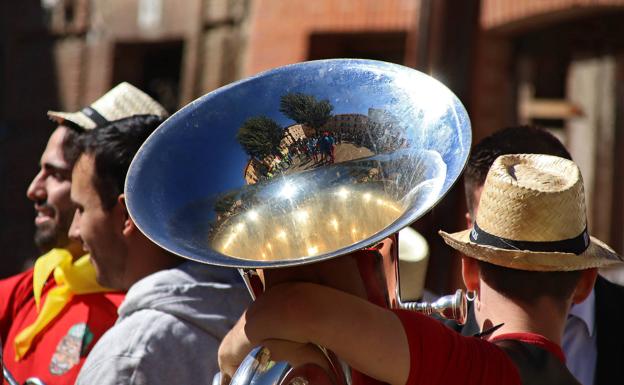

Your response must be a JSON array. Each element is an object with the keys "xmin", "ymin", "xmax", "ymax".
[
  {"xmin": 398, "ymin": 227, "xmax": 429, "ymax": 301},
  {"xmin": 440, "ymin": 154, "xmax": 622, "ymax": 271},
  {"xmin": 47, "ymin": 82, "xmax": 169, "ymax": 130}
]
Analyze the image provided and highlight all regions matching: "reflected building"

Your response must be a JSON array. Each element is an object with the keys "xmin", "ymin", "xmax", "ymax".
[
  {"xmin": 244, "ymin": 159, "xmax": 264, "ymax": 185},
  {"xmin": 281, "ymin": 124, "xmax": 306, "ymax": 146},
  {"xmin": 244, "ymin": 124, "xmax": 307, "ymax": 184},
  {"xmin": 369, "ymin": 108, "xmax": 401, "ymax": 132},
  {"xmin": 1, "ymin": 0, "xmax": 251, "ymax": 276},
  {"xmin": 244, "ymin": 0, "xmax": 624, "ymax": 291},
  {"xmin": 5, "ymin": 0, "xmax": 624, "ymax": 289},
  {"xmin": 321, "ymin": 109, "xmax": 405, "ymax": 152},
  {"xmin": 322, "ymin": 114, "xmax": 369, "ymax": 137}
]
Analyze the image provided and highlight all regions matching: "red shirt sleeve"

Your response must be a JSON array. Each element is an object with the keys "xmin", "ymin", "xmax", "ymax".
[
  {"xmin": 393, "ymin": 309, "xmax": 522, "ymax": 385},
  {"xmin": 0, "ymin": 269, "xmax": 35, "ymax": 342}
]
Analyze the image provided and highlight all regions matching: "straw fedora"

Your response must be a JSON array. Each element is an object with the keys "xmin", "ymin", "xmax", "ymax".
[
  {"xmin": 399, "ymin": 227, "xmax": 429, "ymax": 301},
  {"xmin": 47, "ymin": 82, "xmax": 169, "ymax": 130},
  {"xmin": 440, "ymin": 154, "xmax": 622, "ymax": 271}
]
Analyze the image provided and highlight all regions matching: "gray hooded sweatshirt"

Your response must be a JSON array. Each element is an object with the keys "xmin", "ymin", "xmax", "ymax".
[{"xmin": 75, "ymin": 261, "xmax": 250, "ymax": 385}]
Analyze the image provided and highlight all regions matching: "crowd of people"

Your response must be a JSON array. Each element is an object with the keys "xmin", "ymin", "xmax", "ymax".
[
  {"xmin": 293, "ymin": 131, "xmax": 337, "ymax": 165},
  {"xmin": 1, "ymin": 78, "xmax": 622, "ymax": 385}
]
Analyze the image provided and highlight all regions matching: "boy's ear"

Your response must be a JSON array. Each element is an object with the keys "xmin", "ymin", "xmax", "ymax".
[
  {"xmin": 461, "ymin": 256, "xmax": 480, "ymax": 292},
  {"xmin": 572, "ymin": 268, "xmax": 598, "ymax": 304},
  {"xmin": 465, "ymin": 212, "xmax": 472, "ymax": 228},
  {"xmin": 118, "ymin": 194, "xmax": 136, "ymax": 236}
]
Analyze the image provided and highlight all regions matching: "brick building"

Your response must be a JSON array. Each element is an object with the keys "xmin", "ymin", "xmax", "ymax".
[
  {"xmin": 0, "ymin": 0, "xmax": 251, "ymax": 275},
  {"xmin": 242, "ymin": 0, "xmax": 624, "ymax": 292}
]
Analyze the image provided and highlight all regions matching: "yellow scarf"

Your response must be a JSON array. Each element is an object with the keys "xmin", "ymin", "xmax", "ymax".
[{"xmin": 13, "ymin": 248, "xmax": 112, "ymax": 361}]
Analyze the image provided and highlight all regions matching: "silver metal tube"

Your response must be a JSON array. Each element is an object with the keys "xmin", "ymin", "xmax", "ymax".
[
  {"xmin": 3, "ymin": 366, "xmax": 21, "ymax": 385},
  {"xmin": 397, "ymin": 289, "xmax": 467, "ymax": 325},
  {"xmin": 2, "ymin": 337, "xmax": 20, "ymax": 385},
  {"xmin": 1, "ymin": 337, "xmax": 46, "ymax": 385},
  {"xmin": 238, "ymin": 269, "xmax": 258, "ymax": 301}
]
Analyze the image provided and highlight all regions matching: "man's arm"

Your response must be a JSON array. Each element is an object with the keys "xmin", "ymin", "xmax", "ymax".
[
  {"xmin": 0, "ymin": 271, "xmax": 33, "ymax": 341},
  {"xmin": 218, "ymin": 282, "xmax": 410, "ymax": 385}
]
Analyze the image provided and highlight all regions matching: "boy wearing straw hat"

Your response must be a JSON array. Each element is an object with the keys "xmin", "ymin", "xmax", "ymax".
[
  {"xmin": 219, "ymin": 154, "xmax": 622, "ymax": 385},
  {"xmin": 0, "ymin": 83, "xmax": 168, "ymax": 385},
  {"xmin": 457, "ymin": 126, "xmax": 624, "ymax": 385}
]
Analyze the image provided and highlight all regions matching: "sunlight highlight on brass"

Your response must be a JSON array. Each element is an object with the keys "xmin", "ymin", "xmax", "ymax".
[{"xmin": 213, "ymin": 187, "xmax": 405, "ymax": 261}]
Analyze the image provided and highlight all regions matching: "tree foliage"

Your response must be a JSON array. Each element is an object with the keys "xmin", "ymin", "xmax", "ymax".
[
  {"xmin": 236, "ymin": 116, "xmax": 283, "ymax": 160},
  {"xmin": 279, "ymin": 93, "xmax": 333, "ymax": 130},
  {"xmin": 214, "ymin": 190, "xmax": 239, "ymax": 215}
]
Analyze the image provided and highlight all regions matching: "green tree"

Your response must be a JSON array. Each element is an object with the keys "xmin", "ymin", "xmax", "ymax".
[
  {"xmin": 279, "ymin": 93, "xmax": 333, "ymax": 134},
  {"xmin": 308, "ymin": 99, "xmax": 333, "ymax": 129},
  {"xmin": 214, "ymin": 190, "xmax": 239, "ymax": 215},
  {"xmin": 236, "ymin": 116, "xmax": 283, "ymax": 160},
  {"xmin": 279, "ymin": 93, "xmax": 315, "ymax": 123}
]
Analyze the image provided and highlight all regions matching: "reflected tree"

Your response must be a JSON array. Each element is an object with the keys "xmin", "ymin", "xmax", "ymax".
[
  {"xmin": 280, "ymin": 93, "xmax": 333, "ymax": 135},
  {"xmin": 214, "ymin": 190, "xmax": 240, "ymax": 217},
  {"xmin": 237, "ymin": 116, "xmax": 284, "ymax": 161}
]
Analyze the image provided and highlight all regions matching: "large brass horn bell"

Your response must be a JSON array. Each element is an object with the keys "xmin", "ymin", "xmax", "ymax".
[
  {"xmin": 125, "ymin": 59, "xmax": 471, "ymax": 385},
  {"xmin": 125, "ymin": 59, "xmax": 471, "ymax": 268}
]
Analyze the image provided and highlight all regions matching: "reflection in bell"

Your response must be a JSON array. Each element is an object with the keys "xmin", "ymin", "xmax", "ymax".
[
  {"xmin": 125, "ymin": 59, "xmax": 471, "ymax": 270},
  {"xmin": 247, "ymin": 210, "xmax": 259, "ymax": 221},
  {"xmin": 280, "ymin": 183, "xmax": 297, "ymax": 199},
  {"xmin": 213, "ymin": 185, "xmax": 405, "ymax": 262},
  {"xmin": 294, "ymin": 210, "xmax": 309, "ymax": 222},
  {"xmin": 336, "ymin": 187, "xmax": 349, "ymax": 199},
  {"xmin": 124, "ymin": 58, "xmax": 473, "ymax": 385}
]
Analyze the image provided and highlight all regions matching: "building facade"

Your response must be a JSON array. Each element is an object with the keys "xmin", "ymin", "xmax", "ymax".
[{"xmin": 2, "ymin": 0, "xmax": 624, "ymax": 290}]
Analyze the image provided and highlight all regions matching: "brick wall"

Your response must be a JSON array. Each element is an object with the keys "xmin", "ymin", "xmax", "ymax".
[
  {"xmin": 472, "ymin": 1, "xmax": 624, "ymax": 141},
  {"xmin": 481, "ymin": 0, "xmax": 624, "ymax": 31},
  {"xmin": 244, "ymin": 0, "xmax": 420, "ymax": 75},
  {"xmin": 469, "ymin": 35, "xmax": 515, "ymax": 142},
  {"xmin": 0, "ymin": 2, "xmax": 61, "ymax": 275},
  {"xmin": 0, "ymin": 0, "xmax": 251, "ymax": 276}
]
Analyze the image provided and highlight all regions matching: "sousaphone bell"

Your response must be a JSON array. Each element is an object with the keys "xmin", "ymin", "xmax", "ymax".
[{"xmin": 125, "ymin": 59, "xmax": 472, "ymax": 385}]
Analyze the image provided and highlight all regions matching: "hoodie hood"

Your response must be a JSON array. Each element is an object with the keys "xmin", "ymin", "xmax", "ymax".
[{"xmin": 118, "ymin": 261, "xmax": 250, "ymax": 335}]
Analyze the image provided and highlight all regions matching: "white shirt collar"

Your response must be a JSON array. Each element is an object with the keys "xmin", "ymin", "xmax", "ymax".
[{"xmin": 569, "ymin": 288, "xmax": 595, "ymax": 337}]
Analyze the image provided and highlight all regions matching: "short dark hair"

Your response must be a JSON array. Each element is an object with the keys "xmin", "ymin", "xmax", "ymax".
[
  {"xmin": 478, "ymin": 260, "xmax": 582, "ymax": 306},
  {"xmin": 464, "ymin": 126, "xmax": 572, "ymax": 217},
  {"xmin": 78, "ymin": 115, "xmax": 165, "ymax": 210},
  {"xmin": 60, "ymin": 121, "xmax": 86, "ymax": 168},
  {"xmin": 466, "ymin": 127, "xmax": 580, "ymax": 304}
]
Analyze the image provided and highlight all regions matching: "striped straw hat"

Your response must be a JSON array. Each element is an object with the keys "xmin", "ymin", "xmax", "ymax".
[
  {"xmin": 440, "ymin": 154, "xmax": 622, "ymax": 271},
  {"xmin": 47, "ymin": 82, "xmax": 169, "ymax": 130}
]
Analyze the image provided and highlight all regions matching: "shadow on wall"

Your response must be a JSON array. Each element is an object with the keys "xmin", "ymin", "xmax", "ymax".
[{"xmin": 0, "ymin": 2, "xmax": 60, "ymax": 277}]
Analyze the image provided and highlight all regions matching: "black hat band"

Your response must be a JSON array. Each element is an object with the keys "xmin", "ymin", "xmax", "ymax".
[
  {"xmin": 469, "ymin": 221, "xmax": 590, "ymax": 255},
  {"xmin": 81, "ymin": 106, "xmax": 109, "ymax": 128}
]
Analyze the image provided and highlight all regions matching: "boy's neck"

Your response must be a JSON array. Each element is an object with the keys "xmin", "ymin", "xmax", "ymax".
[{"xmin": 476, "ymin": 285, "xmax": 570, "ymax": 345}]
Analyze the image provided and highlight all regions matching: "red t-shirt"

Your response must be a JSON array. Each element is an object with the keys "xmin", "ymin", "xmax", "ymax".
[
  {"xmin": 0, "ymin": 268, "xmax": 124, "ymax": 385},
  {"xmin": 352, "ymin": 310, "xmax": 565, "ymax": 385},
  {"xmin": 488, "ymin": 332, "xmax": 565, "ymax": 363}
]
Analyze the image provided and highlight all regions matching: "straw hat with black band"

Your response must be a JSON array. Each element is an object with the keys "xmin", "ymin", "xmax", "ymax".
[
  {"xmin": 440, "ymin": 153, "xmax": 623, "ymax": 272},
  {"xmin": 47, "ymin": 82, "xmax": 169, "ymax": 130}
]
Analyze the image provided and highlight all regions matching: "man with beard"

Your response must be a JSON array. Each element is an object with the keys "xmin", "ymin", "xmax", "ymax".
[{"xmin": 0, "ymin": 82, "xmax": 168, "ymax": 385}]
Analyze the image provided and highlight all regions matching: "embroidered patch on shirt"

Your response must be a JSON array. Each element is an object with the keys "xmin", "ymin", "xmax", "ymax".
[{"xmin": 49, "ymin": 323, "xmax": 94, "ymax": 375}]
